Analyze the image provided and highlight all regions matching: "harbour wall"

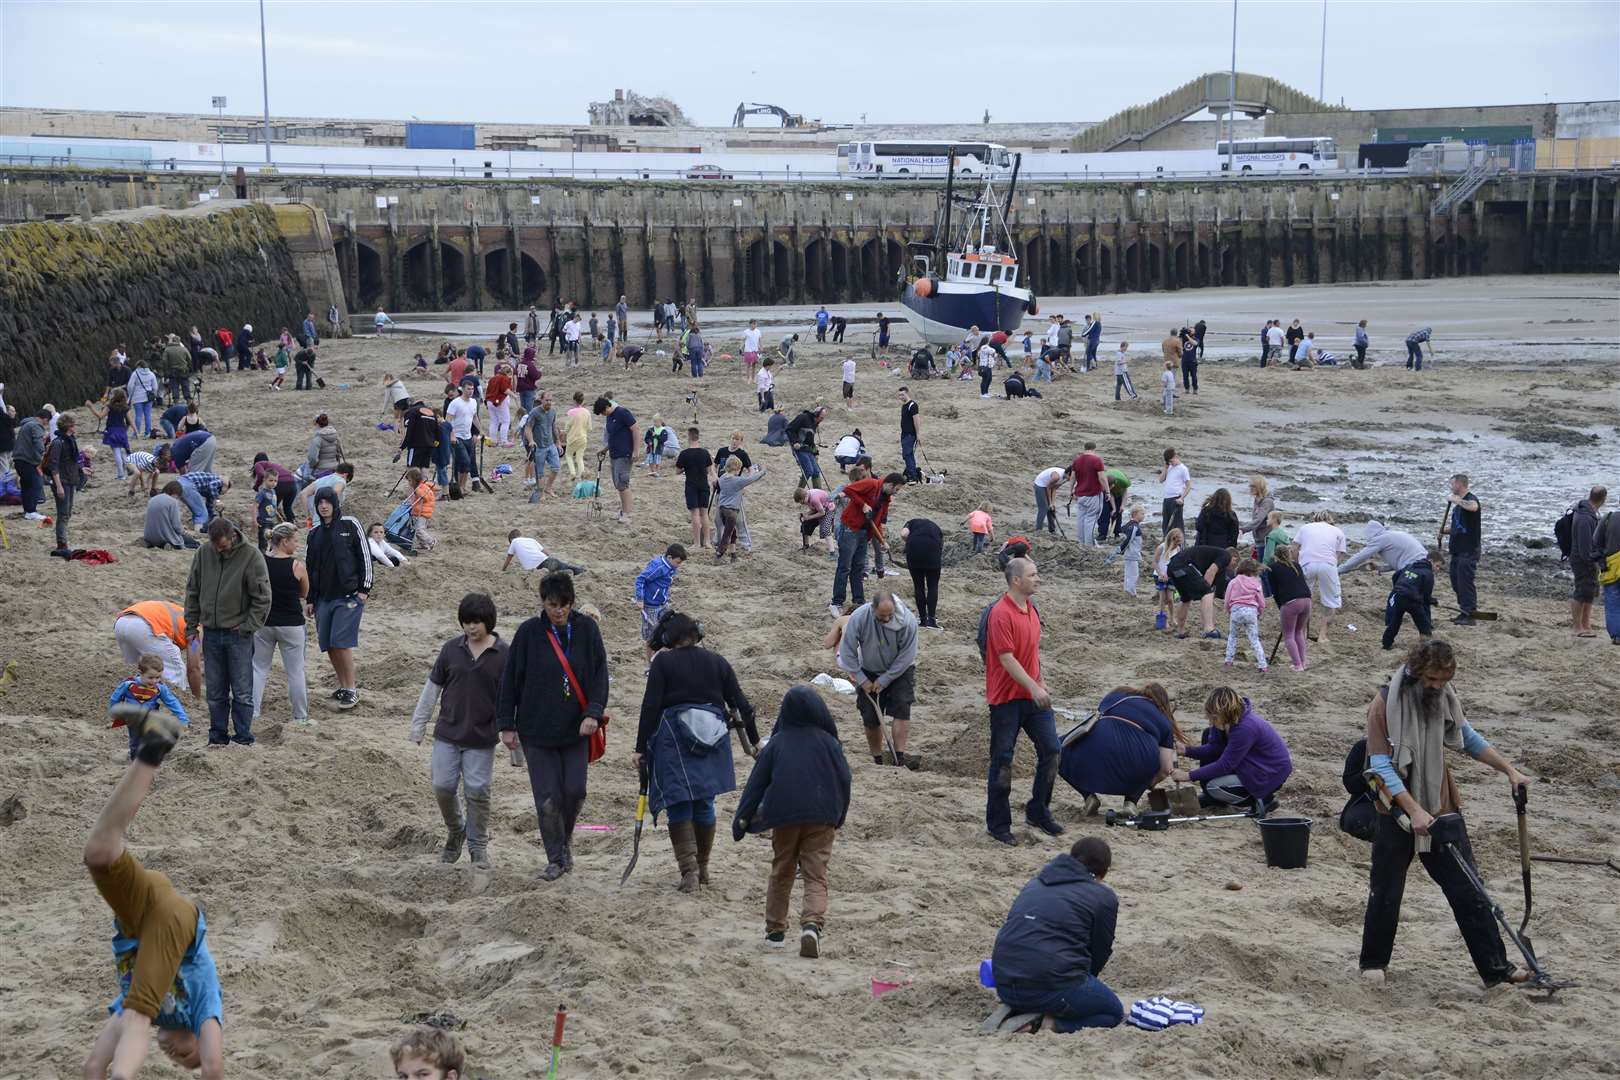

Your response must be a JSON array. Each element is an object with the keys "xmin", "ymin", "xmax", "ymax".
[
  {"xmin": 1, "ymin": 169, "xmax": 1615, "ymax": 316},
  {"xmin": 0, "ymin": 202, "xmax": 343, "ymax": 411}
]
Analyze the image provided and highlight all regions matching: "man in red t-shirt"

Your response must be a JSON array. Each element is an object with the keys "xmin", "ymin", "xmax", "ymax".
[
  {"xmin": 984, "ymin": 557, "xmax": 1063, "ymax": 845},
  {"xmin": 830, "ymin": 471, "xmax": 904, "ymax": 617},
  {"xmin": 1069, "ymin": 441, "xmax": 1110, "ymax": 547}
]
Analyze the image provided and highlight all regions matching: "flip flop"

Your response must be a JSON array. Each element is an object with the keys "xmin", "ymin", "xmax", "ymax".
[
  {"xmin": 979, "ymin": 1004, "xmax": 1014, "ymax": 1035},
  {"xmin": 1001, "ymin": 1012, "xmax": 1044, "ymax": 1035}
]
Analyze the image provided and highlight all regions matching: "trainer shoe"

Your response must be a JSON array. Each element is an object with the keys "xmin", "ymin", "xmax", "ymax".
[
  {"xmin": 1202, "ymin": 630, "xmax": 1221, "ymax": 640},
  {"xmin": 799, "ymin": 924, "xmax": 821, "ymax": 959},
  {"xmin": 766, "ymin": 930, "xmax": 786, "ymax": 948},
  {"xmin": 23, "ymin": 512, "xmax": 45, "ymax": 522},
  {"xmin": 335, "ymin": 689, "xmax": 360, "ymax": 710},
  {"xmin": 1451, "ymin": 614, "xmax": 1475, "ymax": 626},
  {"xmin": 827, "ymin": 603, "xmax": 842, "ymax": 618},
  {"xmin": 987, "ymin": 829, "xmax": 1018, "ymax": 847}
]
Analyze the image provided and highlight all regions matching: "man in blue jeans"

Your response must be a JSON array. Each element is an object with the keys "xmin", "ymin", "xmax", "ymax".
[
  {"xmin": 984, "ymin": 557, "xmax": 1063, "ymax": 844},
  {"xmin": 184, "ymin": 516, "xmax": 271, "ymax": 746},
  {"xmin": 989, "ymin": 836, "xmax": 1122, "ymax": 1033}
]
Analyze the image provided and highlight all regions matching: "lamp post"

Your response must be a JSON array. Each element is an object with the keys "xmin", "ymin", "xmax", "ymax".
[
  {"xmin": 1227, "ymin": 0, "xmax": 1237, "ymax": 173},
  {"xmin": 212, "ymin": 96, "xmax": 227, "ymax": 186},
  {"xmin": 259, "ymin": 0, "xmax": 273, "ymax": 165},
  {"xmin": 1318, "ymin": 0, "xmax": 1328, "ymax": 100}
]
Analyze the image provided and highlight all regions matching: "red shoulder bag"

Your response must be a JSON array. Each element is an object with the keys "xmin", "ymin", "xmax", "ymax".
[{"xmin": 547, "ymin": 628, "xmax": 608, "ymax": 763}]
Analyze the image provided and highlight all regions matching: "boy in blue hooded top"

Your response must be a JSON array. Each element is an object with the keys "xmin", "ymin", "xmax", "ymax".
[
  {"xmin": 733, "ymin": 686, "xmax": 852, "ymax": 959},
  {"xmin": 83, "ymin": 705, "xmax": 224, "ymax": 1078}
]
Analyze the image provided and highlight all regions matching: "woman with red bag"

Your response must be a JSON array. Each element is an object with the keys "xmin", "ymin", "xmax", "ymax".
[
  {"xmin": 635, "ymin": 612, "xmax": 757, "ymax": 893},
  {"xmin": 497, "ymin": 571, "xmax": 609, "ymax": 882}
]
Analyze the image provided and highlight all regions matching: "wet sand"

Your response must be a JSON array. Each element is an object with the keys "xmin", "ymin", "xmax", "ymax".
[{"xmin": 1, "ymin": 274, "xmax": 1617, "ymax": 1078}]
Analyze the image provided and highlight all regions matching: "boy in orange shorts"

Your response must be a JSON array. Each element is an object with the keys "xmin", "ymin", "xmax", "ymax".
[{"xmin": 83, "ymin": 704, "xmax": 224, "ymax": 1078}]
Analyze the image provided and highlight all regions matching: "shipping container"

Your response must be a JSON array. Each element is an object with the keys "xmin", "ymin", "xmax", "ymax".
[{"xmin": 405, "ymin": 123, "xmax": 476, "ymax": 150}]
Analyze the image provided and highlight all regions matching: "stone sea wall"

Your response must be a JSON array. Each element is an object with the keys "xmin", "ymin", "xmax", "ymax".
[{"xmin": 0, "ymin": 203, "xmax": 311, "ymax": 412}]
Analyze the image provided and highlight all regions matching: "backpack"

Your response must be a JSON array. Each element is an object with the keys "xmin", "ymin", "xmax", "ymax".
[
  {"xmin": 976, "ymin": 597, "xmax": 1042, "ymax": 665},
  {"xmin": 1553, "ymin": 504, "xmax": 1577, "ymax": 560}
]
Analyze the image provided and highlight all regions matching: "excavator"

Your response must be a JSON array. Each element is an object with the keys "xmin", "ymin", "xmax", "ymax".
[{"xmin": 732, "ymin": 102, "xmax": 813, "ymax": 129}]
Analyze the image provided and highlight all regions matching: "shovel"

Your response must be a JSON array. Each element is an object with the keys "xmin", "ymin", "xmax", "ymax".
[
  {"xmin": 619, "ymin": 762, "xmax": 649, "ymax": 886},
  {"xmin": 859, "ymin": 685, "xmax": 900, "ymax": 766},
  {"xmin": 1530, "ymin": 853, "xmax": 1620, "ymax": 875},
  {"xmin": 1514, "ymin": 784, "xmax": 1534, "ymax": 948}
]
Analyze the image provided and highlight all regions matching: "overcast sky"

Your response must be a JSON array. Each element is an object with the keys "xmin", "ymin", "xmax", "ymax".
[{"xmin": 3, "ymin": 0, "xmax": 1616, "ymax": 126}]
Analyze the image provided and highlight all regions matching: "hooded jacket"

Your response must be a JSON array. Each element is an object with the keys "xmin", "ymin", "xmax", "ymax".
[
  {"xmin": 1184, "ymin": 699, "xmax": 1293, "ymax": 799},
  {"xmin": 183, "ymin": 520, "xmax": 272, "ymax": 633},
  {"xmin": 1570, "ymin": 500, "xmax": 1601, "ymax": 565},
  {"xmin": 1341, "ymin": 520, "xmax": 1427, "ymax": 574},
  {"xmin": 732, "ymin": 686, "xmax": 852, "ymax": 839},
  {"xmin": 305, "ymin": 425, "xmax": 346, "ymax": 475},
  {"xmin": 991, "ymin": 854, "xmax": 1117, "ymax": 992},
  {"xmin": 305, "ymin": 491, "xmax": 371, "ymax": 600},
  {"xmin": 836, "ymin": 597, "xmax": 918, "ymax": 689},
  {"xmin": 14, "ymin": 416, "xmax": 46, "ymax": 466}
]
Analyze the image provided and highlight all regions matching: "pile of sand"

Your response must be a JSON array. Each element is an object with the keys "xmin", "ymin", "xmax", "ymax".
[{"xmin": 1, "ymin": 276, "xmax": 1615, "ymax": 1078}]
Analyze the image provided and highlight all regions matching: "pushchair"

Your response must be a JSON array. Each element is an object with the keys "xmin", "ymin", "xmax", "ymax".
[{"xmin": 383, "ymin": 492, "xmax": 419, "ymax": 553}]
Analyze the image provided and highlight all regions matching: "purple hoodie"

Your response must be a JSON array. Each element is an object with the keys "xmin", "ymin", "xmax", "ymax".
[{"xmin": 1185, "ymin": 700, "xmax": 1292, "ymax": 798}]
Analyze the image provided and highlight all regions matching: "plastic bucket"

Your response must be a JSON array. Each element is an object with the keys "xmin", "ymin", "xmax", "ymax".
[{"xmin": 1257, "ymin": 815, "xmax": 1313, "ymax": 869}]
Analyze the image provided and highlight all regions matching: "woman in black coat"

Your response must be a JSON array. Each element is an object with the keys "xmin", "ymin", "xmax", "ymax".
[
  {"xmin": 498, "ymin": 571, "xmax": 608, "ymax": 881},
  {"xmin": 732, "ymin": 685, "xmax": 852, "ymax": 955},
  {"xmin": 1194, "ymin": 487, "xmax": 1242, "ymax": 551},
  {"xmin": 636, "ymin": 612, "xmax": 755, "ymax": 892}
]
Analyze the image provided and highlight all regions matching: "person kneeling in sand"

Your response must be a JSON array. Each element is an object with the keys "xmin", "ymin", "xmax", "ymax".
[
  {"xmin": 83, "ymin": 706, "xmax": 225, "ymax": 1079},
  {"xmin": 502, "ymin": 529, "xmax": 588, "ymax": 578},
  {"xmin": 989, "ymin": 836, "xmax": 1123, "ymax": 1034}
]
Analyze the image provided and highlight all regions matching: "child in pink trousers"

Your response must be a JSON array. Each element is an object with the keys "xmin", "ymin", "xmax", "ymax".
[{"xmin": 1223, "ymin": 558, "xmax": 1268, "ymax": 673}]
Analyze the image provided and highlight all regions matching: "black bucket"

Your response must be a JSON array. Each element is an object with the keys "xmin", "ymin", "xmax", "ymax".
[{"xmin": 1257, "ymin": 815, "xmax": 1313, "ymax": 869}]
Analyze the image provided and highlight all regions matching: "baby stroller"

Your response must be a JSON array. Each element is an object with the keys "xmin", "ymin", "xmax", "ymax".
[{"xmin": 383, "ymin": 492, "xmax": 419, "ymax": 554}]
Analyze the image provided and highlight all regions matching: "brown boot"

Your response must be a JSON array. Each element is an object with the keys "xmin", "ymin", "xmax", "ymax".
[
  {"xmin": 668, "ymin": 821, "xmax": 700, "ymax": 892},
  {"xmin": 694, "ymin": 822, "xmax": 716, "ymax": 885}
]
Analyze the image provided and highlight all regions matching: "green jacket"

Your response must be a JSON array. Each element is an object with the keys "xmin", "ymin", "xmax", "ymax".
[
  {"xmin": 185, "ymin": 522, "xmax": 272, "ymax": 634},
  {"xmin": 161, "ymin": 342, "xmax": 191, "ymax": 379}
]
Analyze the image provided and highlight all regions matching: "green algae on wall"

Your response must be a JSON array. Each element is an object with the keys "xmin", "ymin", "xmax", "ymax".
[{"xmin": 0, "ymin": 203, "xmax": 310, "ymax": 412}]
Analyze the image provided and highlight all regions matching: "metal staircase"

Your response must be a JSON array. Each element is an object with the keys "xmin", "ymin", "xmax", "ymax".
[{"xmin": 1433, "ymin": 160, "xmax": 1497, "ymax": 216}]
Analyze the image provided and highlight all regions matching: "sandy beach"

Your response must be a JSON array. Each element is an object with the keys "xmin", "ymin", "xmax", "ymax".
[{"xmin": 1, "ymin": 274, "xmax": 1616, "ymax": 1079}]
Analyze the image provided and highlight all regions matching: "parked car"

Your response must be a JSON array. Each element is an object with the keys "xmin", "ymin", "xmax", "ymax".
[{"xmin": 685, "ymin": 163, "xmax": 734, "ymax": 180}]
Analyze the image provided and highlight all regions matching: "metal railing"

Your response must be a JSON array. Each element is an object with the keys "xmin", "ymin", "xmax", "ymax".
[{"xmin": 0, "ymin": 146, "xmax": 1608, "ymax": 186}]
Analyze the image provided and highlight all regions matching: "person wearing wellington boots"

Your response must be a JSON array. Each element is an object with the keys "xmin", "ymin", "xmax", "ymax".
[
  {"xmin": 733, "ymin": 685, "xmax": 852, "ymax": 958},
  {"xmin": 636, "ymin": 612, "xmax": 756, "ymax": 892}
]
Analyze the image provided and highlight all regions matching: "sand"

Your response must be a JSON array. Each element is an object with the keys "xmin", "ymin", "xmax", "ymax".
[{"xmin": 1, "ymin": 274, "xmax": 1617, "ymax": 1079}]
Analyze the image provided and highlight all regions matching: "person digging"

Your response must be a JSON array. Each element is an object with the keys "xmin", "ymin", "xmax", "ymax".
[{"xmin": 82, "ymin": 704, "xmax": 225, "ymax": 1079}]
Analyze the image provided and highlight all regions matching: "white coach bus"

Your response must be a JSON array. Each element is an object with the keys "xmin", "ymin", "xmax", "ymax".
[{"xmin": 837, "ymin": 140, "xmax": 1012, "ymax": 179}]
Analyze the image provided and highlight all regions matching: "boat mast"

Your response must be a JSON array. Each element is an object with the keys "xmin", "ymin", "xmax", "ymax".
[
  {"xmin": 942, "ymin": 148, "xmax": 955, "ymax": 263},
  {"xmin": 1002, "ymin": 152, "xmax": 1022, "ymax": 220}
]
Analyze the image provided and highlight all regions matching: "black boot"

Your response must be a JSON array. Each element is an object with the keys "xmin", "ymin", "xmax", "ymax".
[{"xmin": 434, "ymin": 788, "xmax": 465, "ymax": 863}]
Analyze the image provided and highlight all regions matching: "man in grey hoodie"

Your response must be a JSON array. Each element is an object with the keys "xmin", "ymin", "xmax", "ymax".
[
  {"xmin": 836, "ymin": 590, "xmax": 920, "ymax": 768},
  {"xmin": 1341, "ymin": 520, "xmax": 1428, "ymax": 575}
]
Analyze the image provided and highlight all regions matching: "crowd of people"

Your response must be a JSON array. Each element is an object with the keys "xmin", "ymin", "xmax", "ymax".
[{"xmin": 2, "ymin": 296, "xmax": 1612, "ymax": 1076}]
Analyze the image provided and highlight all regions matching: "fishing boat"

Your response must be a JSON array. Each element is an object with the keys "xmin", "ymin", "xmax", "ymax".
[{"xmin": 900, "ymin": 152, "xmax": 1037, "ymax": 347}]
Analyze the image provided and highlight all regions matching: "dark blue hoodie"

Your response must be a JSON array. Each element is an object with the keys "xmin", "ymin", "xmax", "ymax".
[
  {"xmin": 991, "ymin": 854, "xmax": 1117, "ymax": 992},
  {"xmin": 732, "ymin": 686, "xmax": 851, "ymax": 841}
]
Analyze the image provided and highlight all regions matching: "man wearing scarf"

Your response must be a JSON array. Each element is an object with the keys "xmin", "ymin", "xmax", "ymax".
[{"xmin": 1358, "ymin": 640, "xmax": 1532, "ymax": 987}]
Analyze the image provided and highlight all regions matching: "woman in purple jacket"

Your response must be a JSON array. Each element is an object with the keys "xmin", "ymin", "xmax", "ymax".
[{"xmin": 1171, "ymin": 687, "xmax": 1292, "ymax": 812}]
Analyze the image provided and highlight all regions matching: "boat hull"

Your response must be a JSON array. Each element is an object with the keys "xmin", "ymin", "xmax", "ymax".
[{"xmin": 901, "ymin": 283, "xmax": 1031, "ymax": 346}]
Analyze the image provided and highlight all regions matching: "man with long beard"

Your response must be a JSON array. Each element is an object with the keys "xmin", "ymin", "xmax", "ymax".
[{"xmin": 1358, "ymin": 640, "xmax": 1533, "ymax": 987}]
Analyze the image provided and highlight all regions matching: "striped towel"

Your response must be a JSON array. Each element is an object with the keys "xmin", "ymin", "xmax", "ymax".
[{"xmin": 1127, "ymin": 996, "xmax": 1205, "ymax": 1031}]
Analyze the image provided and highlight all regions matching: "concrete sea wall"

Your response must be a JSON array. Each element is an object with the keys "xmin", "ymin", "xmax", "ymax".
[{"xmin": 0, "ymin": 203, "xmax": 313, "ymax": 411}]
